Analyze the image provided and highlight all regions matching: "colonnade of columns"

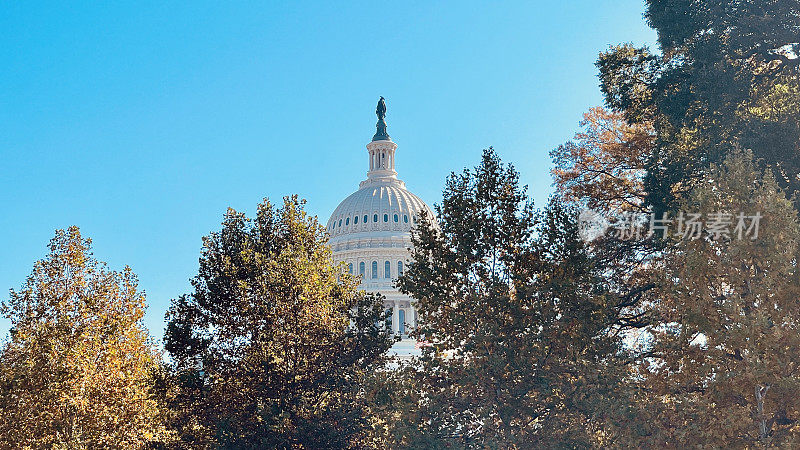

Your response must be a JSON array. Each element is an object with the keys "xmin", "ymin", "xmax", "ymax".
[{"xmin": 368, "ymin": 148, "xmax": 395, "ymax": 172}]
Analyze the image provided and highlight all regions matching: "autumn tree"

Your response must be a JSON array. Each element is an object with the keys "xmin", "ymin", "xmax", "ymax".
[
  {"xmin": 0, "ymin": 226, "xmax": 170, "ymax": 449},
  {"xmin": 396, "ymin": 149, "xmax": 642, "ymax": 448},
  {"xmin": 163, "ymin": 196, "xmax": 394, "ymax": 449},
  {"xmin": 551, "ymin": 106, "xmax": 653, "ymax": 214},
  {"xmin": 635, "ymin": 151, "xmax": 800, "ymax": 447}
]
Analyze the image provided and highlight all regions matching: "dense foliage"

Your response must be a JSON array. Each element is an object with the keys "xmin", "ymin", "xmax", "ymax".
[
  {"xmin": 597, "ymin": 0, "xmax": 800, "ymax": 211},
  {"xmin": 163, "ymin": 196, "xmax": 394, "ymax": 448},
  {"xmin": 635, "ymin": 151, "xmax": 800, "ymax": 447},
  {"xmin": 0, "ymin": 227, "xmax": 169, "ymax": 448},
  {"xmin": 392, "ymin": 149, "xmax": 642, "ymax": 448},
  {"xmin": 559, "ymin": 0, "xmax": 800, "ymax": 446}
]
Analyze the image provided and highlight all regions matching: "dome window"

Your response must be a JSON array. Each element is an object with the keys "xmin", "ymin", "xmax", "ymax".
[
  {"xmin": 359, "ymin": 262, "xmax": 365, "ymax": 276},
  {"xmin": 338, "ymin": 219, "xmax": 342, "ymax": 227},
  {"xmin": 383, "ymin": 214, "xmax": 388, "ymax": 222},
  {"xmin": 354, "ymin": 216, "xmax": 359, "ymax": 224},
  {"xmin": 363, "ymin": 215, "xmax": 368, "ymax": 224},
  {"xmin": 346, "ymin": 218, "xmax": 350, "ymax": 226},
  {"xmin": 404, "ymin": 215, "xmax": 408, "ymax": 223},
  {"xmin": 373, "ymin": 214, "xmax": 378, "ymax": 222},
  {"xmin": 371, "ymin": 261, "xmax": 378, "ymax": 279},
  {"xmin": 385, "ymin": 261, "xmax": 391, "ymax": 279},
  {"xmin": 394, "ymin": 214, "xmax": 398, "ymax": 223}
]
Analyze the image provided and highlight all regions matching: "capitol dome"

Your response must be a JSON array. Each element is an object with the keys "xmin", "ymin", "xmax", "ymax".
[
  {"xmin": 326, "ymin": 182, "xmax": 433, "ymax": 243},
  {"xmin": 327, "ymin": 97, "xmax": 434, "ymax": 358}
]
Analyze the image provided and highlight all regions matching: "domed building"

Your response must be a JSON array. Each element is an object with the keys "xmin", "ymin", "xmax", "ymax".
[{"xmin": 326, "ymin": 97, "xmax": 434, "ymax": 358}]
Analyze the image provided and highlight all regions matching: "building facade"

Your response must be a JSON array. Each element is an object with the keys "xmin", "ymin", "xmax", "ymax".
[{"xmin": 325, "ymin": 98, "xmax": 434, "ymax": 357}]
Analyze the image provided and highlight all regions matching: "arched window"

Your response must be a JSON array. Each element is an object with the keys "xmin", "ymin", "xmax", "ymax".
[
  {"xmin": 338, "ymin": 219, "xmax": 342, "ymax": 227},
  {"xmin": 404, "ymin": 215, "xmax": 408, "ymax": 223},
  {"xmin": 359, "ymin": 262, "xmax": 365, "ymax": 276},
  {"xmin": 371, "ymin": 261, "xmax": 378, "ymax": 279},
  {"xmin": 385, "ymin": 261, "xmax": 391, "ymax": 278},
  {"xmin": 383, "ymin": 214, "xmax": 388, "ymax": 222},
  {"xmin": 354, "ymin": 215, "xmax": 359, "ymax": 224},
  {"xmin": 398, "ymin": 261, "xmax": 403, "ymax": 276},
  {"xmin": 373, "ymin": 214, "xmax": 378, "ymax": 222},
  {"xmin": 363, "ymin": 215, "xmax": 368, "ymax": 224},
  {"xmin": 346, "ymin": 217, "xmax": 350, "ymax": 226},
  {"xmin": 398, "ymin": 309, "xmax": 406, "ymax": 336},
  {"xmin": 393, "ymin": 214, "xmax": 398, "ymax": 222},
  {"xmin": 348, "ymin": 263, "xmax": 353, "ymax": 274}
]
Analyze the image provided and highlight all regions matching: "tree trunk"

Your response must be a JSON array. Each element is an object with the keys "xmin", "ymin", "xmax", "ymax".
[{"xmin": 755, "ymin": 383, "xmax": 771, "ymax": 444}]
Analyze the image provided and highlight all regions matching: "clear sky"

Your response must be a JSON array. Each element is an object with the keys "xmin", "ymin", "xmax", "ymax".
[{"xmin": 0, "ymin": 1, "xmax": 656, "ymax": 342}]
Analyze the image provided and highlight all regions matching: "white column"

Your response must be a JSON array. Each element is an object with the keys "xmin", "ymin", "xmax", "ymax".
[{"xmin": 391, "ymin": 302, "xmax": 399, "ymax": 334}]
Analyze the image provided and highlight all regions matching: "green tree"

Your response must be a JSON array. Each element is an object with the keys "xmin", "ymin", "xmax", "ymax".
[
  {"xmin": 597, "ymin": 1, "xmax": 800, "ymax": 212},
  {"xmin": 0, "ymin": 226, "xmax": 170, "ymax": 449},
  {"xmin": 163, "ymin": 196, "xmax": 394, "ymax": 449},
  {"xmin": 397, "ymin": 149, "xmax": 640, "ymax": 448},
  {"xmin": 637, "ymin": 151, "xmax": 800, "ymax": 447}
]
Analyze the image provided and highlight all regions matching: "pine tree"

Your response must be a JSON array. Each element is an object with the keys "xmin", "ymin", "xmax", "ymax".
[{"xmin": 0, "ymin": 226, "xmax": 170, "ymax": 448}]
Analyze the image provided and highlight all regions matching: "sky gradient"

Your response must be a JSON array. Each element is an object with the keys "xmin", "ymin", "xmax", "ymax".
[{"xmin": 0, "ymin": 1, "xmax": 657, "ymax": 341}]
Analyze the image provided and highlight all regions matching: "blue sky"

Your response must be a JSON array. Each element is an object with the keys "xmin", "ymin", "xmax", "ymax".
[{"xmin": 0, "ymin": 1, "xmax": 656, "ymax": 342}]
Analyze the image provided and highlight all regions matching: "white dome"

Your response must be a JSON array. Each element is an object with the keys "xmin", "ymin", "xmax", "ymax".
[{"xmin": 326, "ymin": 181, "xmax": 433, "ymax": 243}]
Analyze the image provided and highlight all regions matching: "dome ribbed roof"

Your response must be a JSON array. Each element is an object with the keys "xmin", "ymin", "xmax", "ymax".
[{"xmin": 326, "ymin": 181, "xmax": 433, "ymax": 241}]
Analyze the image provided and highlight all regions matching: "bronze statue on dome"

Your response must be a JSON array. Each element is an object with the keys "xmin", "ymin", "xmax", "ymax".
[
  {"xmin": 372, "ymin": 96, "xmax": 391, "ymax": 141},
  {"xmin": 376, "ymin": 96, "xmax": 386, "ymax": 120}
]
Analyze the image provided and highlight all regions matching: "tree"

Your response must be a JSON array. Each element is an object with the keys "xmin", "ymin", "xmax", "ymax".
[
  {"xmin": 637, "ymin": 151, "xmax": 800, "ymax": 447},
  {"xmin": 551, "ymin": 106, "xmax": 653, "ymax": 214},
  {"xmin": 588, "ymin": 4, "xmax": 800, "ymax": 445},
  {"xmin": 0, "ymin": 226, "xmax": 170, "ymax": 448},
  {"xmin": 597, "ymin": 1, "xmax": 800, "ymax": 212},
  {"xmin": 163, "ymin": 196, "xmax": 394, "ymax": 449},
  {"xmin": 397, "ymin": 149, "xmax": 641, "ymax": 448}
]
